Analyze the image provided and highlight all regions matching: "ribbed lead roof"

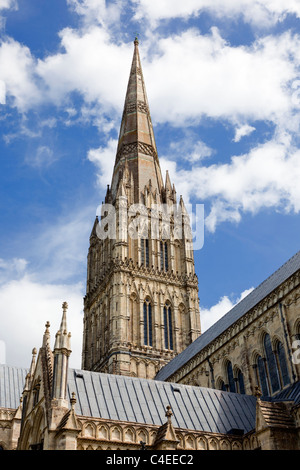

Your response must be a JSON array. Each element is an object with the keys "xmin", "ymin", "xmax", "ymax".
[
  {"xmin": 0, "ymin": 365, "xmax": 28, "ymax": 409},
  {"xmin": 2, "ymin": 364, "xmax": 300, "ymax": 436},
  {"xmin": 155, "ymin": 250, "xmax": 300, "ymax": 381},
  {"xmin": 67, "ymin": 369, "xmax": 257, "ymax": 434},
  {"xmin": 271, "ymin": 381, "xmax": 300, "ymax": 405}
]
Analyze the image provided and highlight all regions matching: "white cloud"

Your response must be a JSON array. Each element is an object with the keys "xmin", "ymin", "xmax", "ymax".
[
  {"xmin": 1, "ymin": 5, "xmax": 300, "ymax": 237},
  {"xmin": 0, "ymin": 206, "xmax": 95, "ymax": 369},
  {"xmin": 134, "ymin": 0, "xmax": 300, "ymax": 28},
  {"xmin": 146, "ymin": 29, "xmax": 299, "ymax": 127},
  {"xmin": 0, "ymin": 272, "xmax": 84, "ymax": 369},
  {"xmin": 0, "ymin": 257, "xmax": 28, "ymax": 284},
  {"xmin": 0, "ymin": 256, "xmax": 84, "ymax": 371},
  {"xmin": 87, "ymin": 138, "xmax": 117, "ymax": 189},
  {"xmin": 36, "ymin": 27, "xmax": 131, "ymax": 112},
  {"xmin": 200, "ymin": 287, "xmax": 254, "ymax": 332},
  {"xmin": 25, "ymin": 145, "xmax": 57, "ymax": 168},
  {"xmin": 0, "ymin": 79, "xmax": 5, "ymax": 104},
  {"xmin": 233, "ymin": 124, "xmax": 256, "ymax": 142},
  {"xmin": 2, "ymin": 21, "xmax": 300, "ymax": 137},
  {"xmin": 0, "ymin": 0, "xmax": 18, "ymax": 10},
  {"xmin": 168, "ymin": 137, "xmax": 214, "ymax": 163},
  {"xmin": 66, "ymin": 0, "xmax": 125, "ymax": 28},
  {"xmin": 0, "ymin": 37, "xmax": 41, "ymax": 111},
  {"xmin": 28, "ymin": 207, "xmax": 93, "ymax": 284},
  {"xmin": 162, "ymin": 134, "xmax": 300, "ymax": 232}
]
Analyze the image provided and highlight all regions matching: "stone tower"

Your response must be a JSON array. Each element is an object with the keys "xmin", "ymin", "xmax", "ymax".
[{"xmin": 81, "ymin": 38, "xmax": 201, "ymax": 379}]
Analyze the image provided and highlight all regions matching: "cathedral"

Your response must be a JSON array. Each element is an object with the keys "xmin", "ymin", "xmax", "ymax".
[{"xmin": 0, "ymin": 38, "xmax": 300, "ymax": 451}]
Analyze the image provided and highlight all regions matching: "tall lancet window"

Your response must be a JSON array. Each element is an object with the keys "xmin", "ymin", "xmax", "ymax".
[
  {"xmin": 264, "ymin": 333, "xmax": 280, "ymax": 393},
  {"xmin": 141, "ymin": 238, "xmax": 149, "ymax": 267},
  {"xmin": 257, "ymin": 355, "xmax": 269, "ymax": 396},
  {"xmin": 164, "ymin": 302, "xmax": 173, "ymax": 350},
  {"xmin": 143, "ymin": 299, "xmax": 152, "ymax": 346},
  {"xmin": 276, "ymin": 341, "xmax": 290, "ymax": 387},
  {"xmin": 160, "ymin": 240, "xmax": 168, "ymax": 271}
]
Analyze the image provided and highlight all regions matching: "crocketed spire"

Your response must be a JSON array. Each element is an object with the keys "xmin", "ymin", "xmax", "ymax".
[{"xmin": 110, "ymin": 38, "xmax": 164, "ymax": 203}]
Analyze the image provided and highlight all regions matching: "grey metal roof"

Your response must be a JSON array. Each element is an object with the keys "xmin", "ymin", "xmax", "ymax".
[
  {"xmin": 270, "ymin": 381, "xmax": 300, "ymax": 406},
  {"xmin": 155, "ymin": 250, "xmax": 300, "ymax": 381},
  {"xmin": 0, "ymin": 365, "xmax": 28, "ymax": 409},
  {"xmin": 67, "ymin": 369, "xmax": 257, "ymax": 434}
]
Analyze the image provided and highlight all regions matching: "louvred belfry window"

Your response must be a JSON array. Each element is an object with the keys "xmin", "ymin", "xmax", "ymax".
[
  {"xmin": 160, "ymin": 240, "xmax": 168, "ymax": 271},
  {"xmin": 141, "ymin": 238, "xmax": 149, "ymax": 267}
]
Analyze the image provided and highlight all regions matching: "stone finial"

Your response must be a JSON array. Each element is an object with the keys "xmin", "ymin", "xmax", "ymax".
[
  {"xmin": 70, "ymin": 392, "xmax": 76, "ymax": 410},
  {"xmin": 165, "ymin": 405, "xmax": 173, "ymax": 422},
  {"xmin": 134, "ymin": 33, "xmax": 139, "ymax": 46},
  {"xmin": 43, "ymin": 321, "xmax": 51, "ymax": 347},
  {"xmin": 29, "ymin": 347, "xmax": 37, "ymax": 377},
  {"xmin": 24, "ymin": 372, "xmax": 31, "ymax": 390},
  {"xmin": 254, "ymin": 386, "xmax": 262, "ymax": 399},
  {"xmin": 54, "ymin": 301, "xmax": 71, "ymax": 352}
]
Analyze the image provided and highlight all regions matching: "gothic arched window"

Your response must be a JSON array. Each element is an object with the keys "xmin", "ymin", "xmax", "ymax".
[
  {"xmin": 141, "ymin": 238, "xmax": 149, "ymax": 267},
  {"xmin": 257, "ymin": 355, "xmax": 269, "ymax": 396},
  {"xmin": 227, "ymin": 362, "xmax": 236, "ymax": 392},
  {"xmin": 219, "ymin": 380, "xmax": 227, "ymax": 392},
  {"xmin": 295, "ymin": 323, "xmax": 300, "ymax": 340},
  {"xmin": 264, "ymin": 334, "xmax": 280, "ymax": 393},
  {"xmin": 276, "ymin": 341, "xmax": 290, "ymax": 388},
  {"xmin": 160, "ymin": 241, "xmax": 168, "ymax": 271},
  {"xmin": 237, "ymin": 369, "xmax": 245, "ymax": 394},
  {"xmin": 164, "ymin": 303, "xmax": 173, "ymax": 350},
  {"xmin": 143, "ymin": 300, "xmax": 152, "ymax": 346}
]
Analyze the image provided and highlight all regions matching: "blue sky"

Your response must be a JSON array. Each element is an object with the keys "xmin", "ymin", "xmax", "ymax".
[{"xmin": 1, "ymin": 0, "xmax": 300, "ymax": 369}]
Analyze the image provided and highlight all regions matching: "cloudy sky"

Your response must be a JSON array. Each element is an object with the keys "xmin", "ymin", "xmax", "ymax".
[{"xmin": 0, "ymin": 0, "xmax": 300, "ymax": 370}]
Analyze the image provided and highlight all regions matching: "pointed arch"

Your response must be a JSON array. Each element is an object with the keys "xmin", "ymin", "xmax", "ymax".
[
  {"xmin": 84, "ymin": 422, "xmax": 96, "ymax": 438},
  {"xmin": 163, "ymin": 301, "xmax": 173, "ymax": 350},
  {"xmin": 124, "ymin": 427, "xmax": 136, "ymax": 443},
  {"xmin": 140, "ymin": 237, "xmax": 150, "ymax": 267},
  {"xmin": 178, "ymin": 302, "xmax": 191, "ymax": 348},
  {"xmin": 110, "ymin": 426, "xmax": 122, "ymax": 441},
  {"xmin": 226, "ymin": 360, "xmax": 236, "ymax": 393},
  {"xmin": 32, "ymin": 406, "xmax": 45, "ymax": 446},
  {"xmin": 137, "ymin": 428, "xmax": 149, "ymax": 445},
  {"xmin": 129, "ymin": 292, "xmax": 138, "ymax": 345},
  {"xmin": 292, "ymin": 318, "xmax": 300, "ymax": 340},
  {"xmin": 130, "ymin": 280, "xmax": 140, "ymax": 301},
  {"xmin": 143, "ymin": 297, "xmax": 153, "ymax": 347},
  {"xmin": 264, "ymin": 333, "xmax": 280, "ymax": 393},
  {"xmin": 144, "ymin": 283, "xmax": 155, "ymax": 304},
  {"xmin": 274, "ymin": 339, "xmax": 290, "ymax": 388},
  {"xmin": 236, "ymin": 368, "xmax": 245, "ymax": 394},
  {"xmin": 216, "ymin": 377, "xmax": 226, "ymax": 391},
  {"xmin": 256, "ymin": 354, "xmax": 270, "ymax": 396},
  {"xmin": 160, "ymin": 239, "xmax": 169, "ymax": 271}
]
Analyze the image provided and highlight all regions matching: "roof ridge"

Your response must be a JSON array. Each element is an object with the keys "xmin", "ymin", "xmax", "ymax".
[
  {"xmin": 205, "ymin": 249, "xmax": 300, "ymax": 331},
  {"xmin": 155, "ymin": 250, "xmax": 300, "ymax": 381}
]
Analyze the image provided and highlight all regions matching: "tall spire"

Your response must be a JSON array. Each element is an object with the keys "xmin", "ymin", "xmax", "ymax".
[{"xmin": 111, "ymin": 37, "xmax": 164, "ymax": 203}]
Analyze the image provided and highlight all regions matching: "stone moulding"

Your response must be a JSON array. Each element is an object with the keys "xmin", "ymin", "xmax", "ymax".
[
  {"xmin": 85, "ymin": 258, "xmax": 198, "ymax": 306},
  {"xmin": 76, "ymin": 416, "xmax": 254, "ymax": 451}
]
